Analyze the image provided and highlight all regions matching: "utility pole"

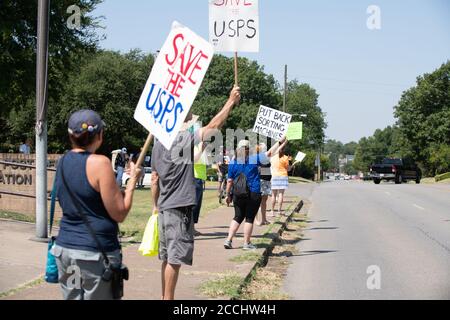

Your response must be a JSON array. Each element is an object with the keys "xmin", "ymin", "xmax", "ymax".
[
  {"xmin": 283, "ymin": 64, "xmax": 287, "ymax": 112},
  {"xmin": 317, "ymin": 147, "xmax": 321, "ymax": 182},
  {"xmin": 34, "ymin": 0, "xmax": 50, "ymax": 241}
]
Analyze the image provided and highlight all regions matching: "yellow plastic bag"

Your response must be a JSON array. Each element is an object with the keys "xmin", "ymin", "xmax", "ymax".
[{"xmin": 138, "ymin": 213, "xmax": 159, "ymax": 257}]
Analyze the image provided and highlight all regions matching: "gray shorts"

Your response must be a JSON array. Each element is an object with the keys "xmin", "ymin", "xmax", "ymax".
[
  {"xmin": 51, "ymin": 244, "xmax": 121, "ymax": 300},
  {"xmin": 158, "ymin": 207, "xmax": 195, "ymax": 266}
]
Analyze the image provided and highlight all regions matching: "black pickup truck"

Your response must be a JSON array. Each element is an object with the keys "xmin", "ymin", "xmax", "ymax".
[{"xmin": 370, "ymin": 158, "xmax": 421, "ymax": 184}]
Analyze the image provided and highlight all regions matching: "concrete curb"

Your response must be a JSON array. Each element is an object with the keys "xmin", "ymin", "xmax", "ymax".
[{"xmin": 233, "ymin": 199, "xmax": 304, "ymax": 299}]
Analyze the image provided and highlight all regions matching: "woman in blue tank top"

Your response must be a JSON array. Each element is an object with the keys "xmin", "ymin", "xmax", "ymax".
[{"xmin": 52, "ymin": 110, "xmax": 141, "ymax": 300}]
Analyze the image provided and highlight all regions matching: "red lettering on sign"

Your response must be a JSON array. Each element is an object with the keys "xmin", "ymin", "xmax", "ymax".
[
  {"xmin": 166, "ymin": 33, "xmax": 184, "ymax": 66},
  {"xmin": 165, "ymin": 70, "xmax": 185, "ymax": 98},
  {"xmin": 164, "ymin": 32, "xmax": 210, "ymax": 95}
]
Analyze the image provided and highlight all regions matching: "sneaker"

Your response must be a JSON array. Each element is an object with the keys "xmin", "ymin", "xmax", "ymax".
[
  {"xmin": 243, "ymin": 243, "xmax": 257, "ymax": 250},
  {"xmin": 224, "ymin": 240, "xmax": 232, "ymax": 249}
]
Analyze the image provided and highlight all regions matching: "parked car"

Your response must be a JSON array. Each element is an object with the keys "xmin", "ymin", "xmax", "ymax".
[
  {"xmin": 370, "ymin": 158, "xmax": 421, "ymax": 184},
  {"xmin": 122, "ymin": 166, "xmax": 152, "ymax": 187}
]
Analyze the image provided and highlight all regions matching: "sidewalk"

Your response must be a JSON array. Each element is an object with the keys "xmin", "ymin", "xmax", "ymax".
[{"xmin": 1, "ymin": 187, "xmax": 303, "ymax": 300}]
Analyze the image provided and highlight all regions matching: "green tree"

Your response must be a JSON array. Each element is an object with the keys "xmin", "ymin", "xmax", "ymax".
[
  {"xmin": 394, "ymin": 61, "xmax": 450, "ymax": 175},
  {"xmin": 49, "ymin": 50, "xmax": 154, "ymax": 154},
  {"xmin": 353, "ymin": 126, "xmax": 401, "ymax": 172},
  {"xmin": 286, "ymin": 80, "xmax": 327, "ymax": 147},
  {"xmin": 192, "ymin": 55, "xmax": 281, "ymax": 133},
  {"xmin": 343, "ymin": 142, "xmax": 358, "ymax": 156},
  {"xmin": 0, "ymin": 0, "xmax": 102, "ymax": 151}
]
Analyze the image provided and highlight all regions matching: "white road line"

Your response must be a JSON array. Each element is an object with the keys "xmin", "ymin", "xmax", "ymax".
[
  {"xmin": 385, "ymin": 191, "xmax": 391, "ymax": 196},
  {"xmin": 413, "ymin": 204, "xmax": 425, "ymax": 211}
]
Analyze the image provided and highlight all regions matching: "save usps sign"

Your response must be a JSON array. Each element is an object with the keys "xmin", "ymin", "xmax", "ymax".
[{"xmin": 134, "ymin": 21, "xmax": 214, "ymax": 150}]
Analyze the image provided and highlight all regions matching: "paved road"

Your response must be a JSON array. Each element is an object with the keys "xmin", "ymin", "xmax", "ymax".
[{"xmin": 284, "ymin": 181, "xmax": 450, "ymax": 299}]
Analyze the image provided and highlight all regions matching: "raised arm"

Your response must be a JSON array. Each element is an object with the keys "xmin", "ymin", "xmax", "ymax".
[
  {"xmin": 197, "ymin": 86, "xmax": 241, "ymax": 142},
  {"xmin": 266, "ymin": 137, "xmax": 287, "ymax": 158},
  {"xmin": 89, "ymin": 155, "xmax": 140, "ymax": 223},
  {"xmin": 193, "ymin": 141, "xmax": 207, "ymax": 163}
]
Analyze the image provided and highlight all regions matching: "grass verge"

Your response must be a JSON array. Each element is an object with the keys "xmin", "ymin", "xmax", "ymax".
[
  {"xmin": 240, "ymin": 213, "xmax": 307, "ymax": 300},
  {"xmin": 0, "ymin": 276, "xmax": 44, "ymax": 299},
  {"xmin": 120, "ymin": 186, "xmax": 222, "ymax": 241},
  {"xmin": 229, "ymin": 252, "xmax": 261, "ymax": 263},
  {"xmin": 288, "ymin": 176, "xmax": 312, "ymax": 184},
  {"xmin": 198, "ymin": 272, "xmax": 243, "ymax": 299},
  {"xmin": 0, "ymin": 211, "xmax": 35, "ymax": 223}
]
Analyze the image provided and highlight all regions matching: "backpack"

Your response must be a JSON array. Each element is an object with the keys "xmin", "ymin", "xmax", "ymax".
[{"xmin": 234, "ymin": 172, "xmax": 250, "ymax": 199}]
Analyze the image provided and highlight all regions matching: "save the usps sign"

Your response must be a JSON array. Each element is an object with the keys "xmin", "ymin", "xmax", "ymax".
[{"xmin": 134, "ymin": 21, "xmax": 214, "ymax": 150}]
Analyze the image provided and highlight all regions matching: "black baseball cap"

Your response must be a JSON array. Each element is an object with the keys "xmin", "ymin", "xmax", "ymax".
[{"xmin": 68, "ymin": 109, "xmax": 105, "ymax": 135}]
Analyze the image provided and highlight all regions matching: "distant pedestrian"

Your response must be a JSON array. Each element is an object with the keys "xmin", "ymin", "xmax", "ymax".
[
  {"xmin": 192, "ymin": 141, "xmax": 207, "ymax": 236},
  {"xmin": 114, "ymin": 147, "xmax": 127, "ymax": 187},
  {"xmin": 19, "ymin": 138, "xmax": 32, "ymax": 154},
  {"xmin": 270, "ymin": 145, "xmax": 290, "ymax": 216},
  {"xmin": 216, "ymin": 150, "xmax": 229, "ymax": 204},
  {"xmin": 224, "ymin": 138, "xmax": 287, "ymax": 250},
  {"xmin": 52, "ymin": 109, "xmax": 141, "ymax": 300}
]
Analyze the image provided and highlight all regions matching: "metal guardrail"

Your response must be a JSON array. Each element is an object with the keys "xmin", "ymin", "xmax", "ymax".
[
  {"xmin": 0, "ymin": 160, "xmax": 57, "ymax": 171},
  {"xmin": 0, "ymin": 160, "xmax": 55, "ymax": 199}
]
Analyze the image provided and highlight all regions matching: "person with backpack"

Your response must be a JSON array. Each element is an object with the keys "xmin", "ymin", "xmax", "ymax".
[
  {"xmin": 151, "ymin": 86, "xmax": 241, "ymax": 300},
  {"xmin": 224, "ymin": 137, "xmax": 287, "ymax": 250}
]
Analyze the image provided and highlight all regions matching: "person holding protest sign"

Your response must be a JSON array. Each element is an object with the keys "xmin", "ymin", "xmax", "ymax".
[
  {"xmin": 224, "ymin": 137, "xmax": 287, "ymax": 250},
  {"xmin": 151, "ymin": 86, "xmax": 241, "ymax": 300},
  {"xmin": 270, "ymin": 145, "xmax": 291, "ymax": 216},
  {"xmin": 51, "ymin": 109, "xmax": 141, "ymax": 300},
  {"xmin": 255, "ymin": 143, "xmax": 271, "ymax": 226}
]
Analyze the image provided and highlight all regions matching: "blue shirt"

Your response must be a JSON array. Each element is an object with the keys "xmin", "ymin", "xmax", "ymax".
[{"xmin": 228, "ymin": 153, "xmax": 269, "ymax": 193}]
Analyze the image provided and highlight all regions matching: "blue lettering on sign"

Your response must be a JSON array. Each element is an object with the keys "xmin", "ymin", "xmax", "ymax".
[{"xmin": 145, "ymin": 83, "xmax": 184, "ymax": 134}]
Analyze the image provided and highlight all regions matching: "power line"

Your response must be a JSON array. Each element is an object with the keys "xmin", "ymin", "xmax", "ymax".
[{"xmin": 298, "ymin": 75, "xmax": 411, "ymax": 88}]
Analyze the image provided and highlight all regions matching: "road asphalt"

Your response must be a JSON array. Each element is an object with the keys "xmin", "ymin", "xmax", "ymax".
[{"xmin": 283, "ymin": 180, "xmax": 450, "ymax": 299}]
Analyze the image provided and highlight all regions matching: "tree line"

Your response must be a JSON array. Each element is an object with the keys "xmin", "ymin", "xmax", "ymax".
[{"xmin": 326, "ymin": 61, "xmax": 450, "ymax": 177}]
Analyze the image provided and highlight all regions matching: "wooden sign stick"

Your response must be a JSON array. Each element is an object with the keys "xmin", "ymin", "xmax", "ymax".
[
  {"xmin": 234, "ymin": 52, "xmax": 239, "ymax": 86},
  {"xmin": 135, "ymin": 133, "xmax": 154, "ymax": 169}
]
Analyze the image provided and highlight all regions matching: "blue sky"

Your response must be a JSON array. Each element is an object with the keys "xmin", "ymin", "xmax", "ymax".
[{"xmin": 93, "ymin": 0, "xmax": 450, "ymax": 143}]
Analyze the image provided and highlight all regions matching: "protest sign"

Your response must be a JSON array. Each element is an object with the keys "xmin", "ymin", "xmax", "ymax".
[
  {"xmin": 295, "ymin": 151, "xmax": 306, "ymax": 163},
  {"xmin": 209, "ymin": 0, "xmax": 259, "ymax": 53},
  {"xmin": 253, "ymin": 105, "xmax": 292, "ymax": 141},
  {"xmin": 134, "ymin": 21, "xmax": 214, "ymax": 150},
  {"xmin": 287, "ymin": 122, "xmax": 303, "ymax": 140}
]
